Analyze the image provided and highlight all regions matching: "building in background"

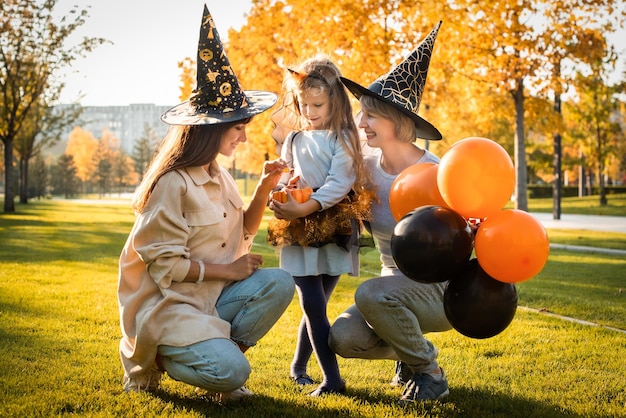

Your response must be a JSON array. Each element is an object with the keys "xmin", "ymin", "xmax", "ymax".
[{"xmin": 52, "ymin": 103, "xmax": 172, "ymax": 155}]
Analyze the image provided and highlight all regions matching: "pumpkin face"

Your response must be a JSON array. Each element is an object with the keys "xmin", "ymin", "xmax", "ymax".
[{"xmin": 272, "ymin": 187, "xmax": 313, "ymax": 203}]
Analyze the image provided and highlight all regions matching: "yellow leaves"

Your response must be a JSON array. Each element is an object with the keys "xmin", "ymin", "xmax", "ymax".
[
  {"xmin": 177, "ymin": 57, "xmax": 195, "ymax": 102},
  {"xmin": 173, "ymin": 0, "xmax": 623, "ymax": 185},
  {"xmin": 65, "ymin": 127, "xmax": 98, "ymax": 182}
]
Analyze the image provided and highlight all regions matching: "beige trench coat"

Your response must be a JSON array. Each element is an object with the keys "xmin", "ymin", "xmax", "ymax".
[{"xmin": 118, "ymin": 163, "xmax": 255, "ymax": 377}]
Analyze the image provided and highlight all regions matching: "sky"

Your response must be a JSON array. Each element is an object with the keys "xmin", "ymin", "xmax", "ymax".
[
  {"xmin": 56, "ymin": 1, "xmax": 253, "ymax": 106},
  {"xmin": 56, "ymin": 1, "xmax": 625, "ymax": 107}
]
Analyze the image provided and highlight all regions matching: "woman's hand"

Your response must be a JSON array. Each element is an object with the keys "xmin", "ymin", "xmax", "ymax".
[
  {"xmin": 244, "ymin": 159, "xmax": 289, "ymax": 235},
  {"xmin": 229, "ymin": 254, "xmax": 264, "ymax": 280},
  {"xmin": 259, "ymin": 159, "xmax": 289, "ymax": 191}
]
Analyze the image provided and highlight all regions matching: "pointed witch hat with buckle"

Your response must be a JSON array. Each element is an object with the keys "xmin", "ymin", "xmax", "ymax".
[
  {"xmin": 341, "ymin": 21, "xmax": 442, "ymax": 140},
  {"xmin": 161, "ymin": 4, "xmax": 277, "ymax": 125}
]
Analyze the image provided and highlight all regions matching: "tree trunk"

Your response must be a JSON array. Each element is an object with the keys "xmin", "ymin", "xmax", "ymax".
[
  {"xmin": 597, "ymin": 128, "xmax": 607, "ymax": 206},
  {"xmin": 512, "ymin": 79, "xmax": 528, "ymax": 211},
  {"xmin": 19, "ymin": 156, "xmax": 29, "ymax": 204},
  {"xmin": 552, "ymin": 92, "xmax": 562, "ymax": 220},
  {"xmin": 552, "ymin": 132, "xmax": 562, "ymax": 219},
  {"xmin": 3, "ymin": 138, "xmax": 16, "ymax": 213},
  {"xmin": 578, "ymin": 151, "xmax": 585, "ymax": 197}
]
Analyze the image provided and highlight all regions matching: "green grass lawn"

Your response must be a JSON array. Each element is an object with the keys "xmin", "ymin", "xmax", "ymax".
[
  {"xmin": 504, "ymin": 192, "xmax": 626, "ymax": 216},
  {"xmin": 0, "ymin": 199, "xmax": 624, "ymax": 417}
]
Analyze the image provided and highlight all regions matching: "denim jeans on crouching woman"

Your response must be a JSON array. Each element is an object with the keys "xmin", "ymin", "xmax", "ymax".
[{"xmin": 158, "ymin": 268, "xmax": 294, "ymax": 392}]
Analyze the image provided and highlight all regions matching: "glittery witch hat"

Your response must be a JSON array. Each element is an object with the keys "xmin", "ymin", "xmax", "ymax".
[
  {"xmin": 161, "ymin": 4, "xmax": 277, "ymax": 125},
  {"xmin": 341, "ymin": 21, "xmax": 442, "ymax": 140}
]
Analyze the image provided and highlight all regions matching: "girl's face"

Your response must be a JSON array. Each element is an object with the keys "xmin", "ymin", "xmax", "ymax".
[
  {"xmin": 297, "ymin": 88, "xmax": 331, "ymax": 130},
  {"xmin": 219, "ymin": 122, "xmax": 248, "ymax": 157},
  {"xmin": 358, "ymin": 109, "xmax": 397, "ymax": 148}
]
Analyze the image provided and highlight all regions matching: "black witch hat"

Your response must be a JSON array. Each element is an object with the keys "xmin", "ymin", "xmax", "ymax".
[
  {"xmin": 161, "ymin": 5, "xmax": 277, "ymax": 125},
  {"xmin": 341, "ymin": 21, "xmax": 442, "ymax": 140}
]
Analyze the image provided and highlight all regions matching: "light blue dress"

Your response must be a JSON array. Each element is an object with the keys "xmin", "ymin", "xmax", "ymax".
[{"xmin": 278, "ymin": 130, "xmax": 357, "ymax": 277}]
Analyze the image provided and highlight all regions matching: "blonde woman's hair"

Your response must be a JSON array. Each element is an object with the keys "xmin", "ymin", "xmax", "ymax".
[
  {"xmin": 132, "ymin": 120, "xmax": 249, "ymax": 213},
  {"xmin": 359, "ymin": 95, "xmax": 417, "ymax": 143},
  {"xmin": 280, "ymin": 54, "xmax": 373, "ymax": 195}
]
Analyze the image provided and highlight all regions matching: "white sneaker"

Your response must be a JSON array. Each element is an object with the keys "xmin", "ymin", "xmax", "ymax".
[
  {"xmin": 223, "ymin": 386, "xmax": 254, "ymax": 401},
  {"xmin": 196, "ymin": 386, "xmax": 254, "ymax": 403},
  {"xmin": 123, "ymin": 369, "xmax": 163, "ymax": 393}
]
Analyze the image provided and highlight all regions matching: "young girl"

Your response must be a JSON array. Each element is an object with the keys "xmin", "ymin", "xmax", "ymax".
[{"xmin": 268, "ymin": 54, "xmax": 372, "ymax": 396}]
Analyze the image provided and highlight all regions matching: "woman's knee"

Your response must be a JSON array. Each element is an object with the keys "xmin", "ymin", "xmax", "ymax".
[
  {"xmin": 209, "ymin": 355, "xmax": 250, "ymax": 391},
  {"xmin": 328, "ymin": 311, "xmax": 358, "ymax": 358},
  {"xmin": 328, "ymin": 324, "xmax": 347, "ymax": 357},
  {"xmin": 263, "ymin": 268, "xmax": 295, "ymax": 303},
  {"xmin": 354, "ymin": 279, "xmax": 384, "ymax": 314},
  {"xmin": 161, "ymin": 339, "xmax": 251, "ymax": 392}
]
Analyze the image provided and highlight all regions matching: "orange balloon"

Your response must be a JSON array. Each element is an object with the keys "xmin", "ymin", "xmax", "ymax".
[
  {"xmin": 475, "ymin": 209, "xmax": 550, "ymax": 283},
  {"xmin": 390, "ymin": 163, "xmax": 448, "ymax": 221},
  {"xmin": 437, "ymin": 137, "xmax": 515, "ymax": 219}
]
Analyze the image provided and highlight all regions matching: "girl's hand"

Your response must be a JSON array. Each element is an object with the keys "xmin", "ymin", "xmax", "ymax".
[
  {"xmin": 286, "ymin": 175, "xmax": 300, "ymax": 189},
  {"xmin": 270, "ymin": 192, "xmax": 320, "ymax": 221},
  {"xmin": 269, "ymin": 192, "xmax": 302, "ymax": 221}
]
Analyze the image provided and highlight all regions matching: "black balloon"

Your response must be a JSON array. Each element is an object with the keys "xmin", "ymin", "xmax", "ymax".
[
  {"xmin": 391, "ymin": 205, "xmax": 474, "ymax": 283},
  {"xmin": 444, "ymin": 259, "xmax": 518, "ymax": 339}
]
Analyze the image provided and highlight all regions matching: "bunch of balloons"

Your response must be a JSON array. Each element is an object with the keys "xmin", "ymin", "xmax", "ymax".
[{"xmin": 389, "ymin": 137, "xmax": 550, "ymax": 339}]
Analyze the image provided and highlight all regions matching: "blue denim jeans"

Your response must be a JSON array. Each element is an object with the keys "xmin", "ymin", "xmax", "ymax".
[
  {"xmin": 158, "ymin": 268, "xmax": 294, "ymax": 392},
  {"xmin": 329, "ymin": 272, "xmax": 451, "ymax": 374}
]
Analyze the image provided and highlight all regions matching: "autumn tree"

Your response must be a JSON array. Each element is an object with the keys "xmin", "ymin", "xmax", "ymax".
[
  {"xmin": 565, "ymin": 68, "xmax": 623, "ymax": 205},
  {"xmin": 538, "ymin": 2, "xmax": 620, "ymax": 218},
  {"xmin": 13, "ymin": 100, "xmax": 82, "ymax": 203},
  {"xmin": 91, "ymin": 129, "xmax": 119, "ymax": 198},
  {"xmin": 51, "ymin": 153, "xmax": 79, "ymax": 198},
  {"xmin": 226, "ymin": 0, "xmax": 439, "ymax": 173},
  {"xmin": 176, "ymin": 0, "xmax": 625, "ymax": 192},
  {"xmin": 177, "ymin": 57, "xmax": 195, "ymax": 103},
  {"xmin": 0, "ymin": 0, "xmax": 106, "ymax": 213},
  {"xmin": 132, "ymin": 125, "xmax": 159, "ymax": 182},
  {"xmin": 441, "ymin": 0, "xmax": 624, "ymax": 211},
  {"xmin": 65, "ymin": 127, "xmax": 98, "ymax": 193},
  {"xmin": 27, "ymin": 153, "xmax": 48, "ymax": 199},
  {"xmin": 111, "ymin": 150, "xmax": 137, "ymax": 195}
]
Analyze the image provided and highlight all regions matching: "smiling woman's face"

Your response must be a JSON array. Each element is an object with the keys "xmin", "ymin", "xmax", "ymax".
[{"xmin": 218, "ymin": 122, "xmax": 248, "ymax": 157}]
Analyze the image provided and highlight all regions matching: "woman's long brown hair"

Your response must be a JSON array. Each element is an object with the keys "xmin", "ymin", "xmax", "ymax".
[{"xmin": 132, "ymin": 120, "xmax": 248, "ymax": 213}]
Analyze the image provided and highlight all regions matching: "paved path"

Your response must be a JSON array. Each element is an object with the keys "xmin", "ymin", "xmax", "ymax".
[
  {"xmin": 530, "ymin": 212, "xmax": 626, "ymax": 256},
  {"xmin": 530, "ymin": 212, "xmax": 626, "ymax": 234}
]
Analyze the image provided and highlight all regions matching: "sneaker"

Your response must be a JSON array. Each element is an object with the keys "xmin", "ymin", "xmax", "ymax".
[
  {"xmin": 390, "ymin": 361, "xmax": 412, "ymax": 387},
  {"xmin": 291, "ymin": 374, "xmax": 315, "ymax": 385},
  {"xmin": 398, "ymin": 369, "xmax": 449, "ymax": 404},
  {"xmin": 123, "ymin": 368, "xmax": 163, "ymax": 393},
  {"xmin": 196, "ymin": 386, "xmax": 254, "ymax": 403},
  {"xmin": 307, "ymin": 381, "xmax": 346, "ymax": 397}
]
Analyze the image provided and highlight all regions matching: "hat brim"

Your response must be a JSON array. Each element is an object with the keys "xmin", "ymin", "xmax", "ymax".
[
  {"xmin": 340, "ymin": 77, "xmax": 442, "ymax": 140},
  {"xmin": 161, "ymin": 90, "xmax": 278, "ymax": 125}
]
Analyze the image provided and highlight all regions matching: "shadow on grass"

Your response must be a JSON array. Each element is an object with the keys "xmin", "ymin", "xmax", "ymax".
[
  {"xmin": 149, "ymin": 385, "xmax": 593, "ymax": 418},
  {"xmin": 0, "ymin": 216, "xmax": 130, "ymax": 263}
]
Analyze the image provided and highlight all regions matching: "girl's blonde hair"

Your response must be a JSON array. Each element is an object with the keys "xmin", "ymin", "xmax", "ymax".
[
  {"xmin": 132, "ymin": 120, "xmax": 249, "ymax": 213},
  {"xmin": 359, "ymin": 95, "xmax": 417, "ymax": 143},
  {"xmin": 279, "ymin": 54, "xmax": 373, "ymax": 195}
]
